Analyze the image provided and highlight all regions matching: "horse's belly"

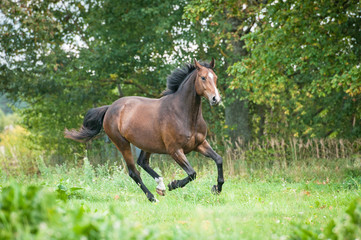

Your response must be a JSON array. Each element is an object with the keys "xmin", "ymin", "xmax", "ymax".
[
  {"xmin": 121, "ymin": 119, "xmax": 167, "ymax": 154},
  {"xmin": 122, "ymin": 126, "xmax": 167, "ymax": 154},
  {"xmin": 112, "ymin": 98, "xmax": 167, "ymax": 154},
  {"xmin": 128, "ymin": 130, "xmax": 167, "ymax": 154},
  {"xmin": 133, "ymin": 142, "xmax": 168, "ymax": 154}
]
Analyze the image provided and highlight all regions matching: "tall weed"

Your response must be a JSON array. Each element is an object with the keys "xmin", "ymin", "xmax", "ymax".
[{"xmin": 0, "ymin": 126, "xmax": 41, "ymax": 175}]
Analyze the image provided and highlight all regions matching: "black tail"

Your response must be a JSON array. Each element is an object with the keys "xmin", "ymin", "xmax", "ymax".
[{"xmin": 65, "ymin": 105, "xmax": 110, "ymax": 142}]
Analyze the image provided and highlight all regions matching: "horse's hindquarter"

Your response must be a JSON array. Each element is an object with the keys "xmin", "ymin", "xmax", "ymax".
[{"xmin": 104, "ymin": 97, "xmax": 166, "ymax": 154}]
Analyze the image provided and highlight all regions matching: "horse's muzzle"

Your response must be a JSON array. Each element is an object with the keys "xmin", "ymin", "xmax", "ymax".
[{"xmin": 210, "ymin": 95, "xmax": 221, "ymax": 106}]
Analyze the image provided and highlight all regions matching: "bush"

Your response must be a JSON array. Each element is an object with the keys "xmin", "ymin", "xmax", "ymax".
[
  {"xmin": 0, "ymin": 126, "xmax": 41, "ymax": 175},
  {"xmin": 0, "ymin": 183, "xmax": 164, "ymax": 240},
  {"xmin": 291, "ymin": 198, "xmax": 361, "ymax": 239},
  {"xmin": 0, "ymin": 183, "xmax": 58, "ymax": 239}
]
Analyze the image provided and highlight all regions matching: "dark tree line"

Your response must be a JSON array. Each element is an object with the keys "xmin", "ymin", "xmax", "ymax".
[{"xmin": 1, "ymin": 0, "xmax": 360, "ymax": 156}]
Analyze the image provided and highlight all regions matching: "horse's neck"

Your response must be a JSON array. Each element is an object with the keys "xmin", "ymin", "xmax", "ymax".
[{"xmin": 174, "ymin": 73, "xmax": 202, "ymax": 130}]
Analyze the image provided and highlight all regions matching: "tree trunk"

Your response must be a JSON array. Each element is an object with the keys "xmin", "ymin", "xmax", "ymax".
[
  {"xmin": 257, "ymin": 104, "xmax": 266, "ymax": 138},
  {"xmin": 224, "ymin": 16, "xmax": 251, "ymax": 142},
  {"xmin": 225, "ymin": 97, "xmax": 251, "ymax": 142}
]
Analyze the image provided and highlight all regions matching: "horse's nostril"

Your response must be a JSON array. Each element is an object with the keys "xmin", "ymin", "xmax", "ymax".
[{"xmin": 212, "ymin": 96, "xmax": 216, "ymax": 102}]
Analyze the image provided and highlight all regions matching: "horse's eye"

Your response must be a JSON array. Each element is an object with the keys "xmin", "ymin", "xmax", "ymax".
[{"xmin": 201, "ymin": 76, "xmax": 206, "ymax": 81}]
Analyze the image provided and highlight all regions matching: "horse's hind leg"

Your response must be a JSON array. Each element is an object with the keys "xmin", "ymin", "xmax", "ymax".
[
  {"xmin": 168, "ymin": 149, "xmax": 196, "ymax": 191},
  {"xmin": 137, "ymin": 151, "xmax": 166, "ymax": 196},
  {"xmin": 109, "ymin": 135, "xmax": 157, "ymax": 202}
]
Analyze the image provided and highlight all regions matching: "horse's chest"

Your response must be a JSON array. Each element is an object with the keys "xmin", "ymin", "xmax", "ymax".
[
  {"xmin": 183, "ymin": 127, "xmax": 206, "ymax": 153},
  {"xmin": 163, "ymin": 114, "xmax": 207, "ymax": 153}
]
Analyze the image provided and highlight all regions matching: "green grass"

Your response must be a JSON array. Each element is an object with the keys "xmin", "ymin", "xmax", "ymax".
[{"xmin": 1, "ymin": 156, "xmax": 361, "ymax": 239}]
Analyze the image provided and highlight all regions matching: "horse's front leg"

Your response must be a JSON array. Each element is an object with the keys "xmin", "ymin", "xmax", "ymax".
[
  {"xmin": 196, "ymin": 140, "xmax": 224, "ymax": 194},
  {"xmin": 168, "ymin": 149, "xmax": 197, "ymax": 191}
]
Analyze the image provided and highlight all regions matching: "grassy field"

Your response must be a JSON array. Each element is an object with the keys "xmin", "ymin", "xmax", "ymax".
[{"xmin": 1, "ymin": 154, "xmax": 361, "ymax": 239}]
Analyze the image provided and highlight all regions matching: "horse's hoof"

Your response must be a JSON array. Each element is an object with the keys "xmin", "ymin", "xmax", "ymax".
[
  {"xmin": 149, "ymin": 197, "xmax": 159, "ymax": 203},
  {"xmin": 156, "ymin": 188, "xmax": 166, "ymax": 196},
  {"xmin": 211, "ymin": 185, "xmax": 221, "ymax": 195},
  {"xmin": 168, "ymin": 180, "xmax": 177, "ymax": 191}
]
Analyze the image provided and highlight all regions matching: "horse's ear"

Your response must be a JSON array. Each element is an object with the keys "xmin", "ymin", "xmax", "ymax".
[
  {"xmin": 194, "ymin": 58, "xmax": 202, "ymax": 70},
  {"xmin": 210, "ymin": 57, "xmax": 215, "ymax": 68}
]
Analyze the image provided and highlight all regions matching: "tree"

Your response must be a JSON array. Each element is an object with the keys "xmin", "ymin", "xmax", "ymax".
[
  {"xmin": 229, "ymin": 0, "xmax": 361, "ymax": 138},
  {"xmin": 184, "ymin": 0, "xmax": 268, "ymax": 141},
  {"xmin": 0, "ymin": 0, "xmax": 195, "ymax": 157}
]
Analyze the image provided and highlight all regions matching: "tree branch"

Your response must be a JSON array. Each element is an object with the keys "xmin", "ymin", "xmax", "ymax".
[
  {"xmin": 122, "ymin": 79, "xmax": 160, "ymax": 98},
  {"xmin": 100, "ymin": 78, "xmax": 161, "ymax": 98}
]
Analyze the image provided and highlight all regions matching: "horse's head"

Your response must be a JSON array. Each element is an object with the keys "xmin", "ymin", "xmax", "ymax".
[{"xmin": 194, "ymin": 58, "xmax": 221, "ymax": 106}]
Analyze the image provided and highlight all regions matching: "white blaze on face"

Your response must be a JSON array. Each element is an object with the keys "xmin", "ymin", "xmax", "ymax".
[
  {"xmin": 155, "ymin": 177, "xmax": 166, "ymax": 191},
  {"xmin": 208, "ymin": 71, "xmax": 214, "ymax": 80},
  {"xmin": 214, "ymin": 87, "xmax": 221, "ymax": 102},
  {"xmin": 207, "ymin": 70, "xmax": 221, "ymax": 103}
]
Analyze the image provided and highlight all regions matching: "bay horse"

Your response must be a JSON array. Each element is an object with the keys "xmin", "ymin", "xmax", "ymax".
[{"xmin": 65, "ymin": 59, "xmax": 224, "ymax": 202}]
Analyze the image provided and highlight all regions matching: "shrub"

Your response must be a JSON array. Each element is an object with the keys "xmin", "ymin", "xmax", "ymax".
[
  {"xmin": 291, "ymin": 198, "xmax": 361, "ymax": 239},
  {"xmin": 0, "ymin": 183, "xmax": 57, "ymax": 239},
  {"xmin": 0, "ymin": 183, "xmax": 162, "ymax": 240},
  {"xmin": 0, "ymin": 126, "xmax": 41, "ymax": 175}
]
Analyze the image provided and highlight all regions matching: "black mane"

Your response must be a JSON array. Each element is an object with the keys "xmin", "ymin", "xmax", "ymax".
[{"xmin": 162, "ymin": 62, "xmax": 212, "ymax": 96}]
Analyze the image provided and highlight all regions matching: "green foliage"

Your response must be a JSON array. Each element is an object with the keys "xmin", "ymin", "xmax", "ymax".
[
  {"xmin": 56, "ymin": 183, "xmax": 83, "ymax": 202},
  {"xmin": 1, "ymin": 158, "xmax": 361, "ymax": 239},
  {"xmin": 1, "ymin": 0, "xmax": 361, "ymax": 160},
  {"xmin": 0, "ymin": 182, "xmax": 161, "ymax": 239},
  {"xmin": 83, "ymin": 155, "xmax": 95, "ymax": 184},
  {"xmin": 0, "ymin": 109, "xmax": 4, "ymax": 132},
  {"xmin": 291, "ymin": 198, "xmax": 361, "ymax": 240},
  {"xmin": 229, "ymin": 0, "xmax": 361, "ymax": 138},
  {"xmin": 0, "ymin": 111, "xmax": 19, "ymax": 133},
  {"xmin": 0, "ymin": 95, "xmax": 14, "ymax": 115},
  {"xmin": 0, "ymin": 184, "xmax": 57, "ymax": 239},
  {"xmin": 184, "ymin": 0, "xmax": 266, "ymax": 140},
  {"xmin": 0, "ymin": 125, "xmax": 41, "ymax": 175},
  {"xmin": 0, "ymin": 0, "xmax": 196, "ymax": 157}
]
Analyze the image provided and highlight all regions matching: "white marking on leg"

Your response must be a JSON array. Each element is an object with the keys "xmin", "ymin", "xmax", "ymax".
[{"xmin": 155, "ymin": 177, "xmax": 166, "ymax": 191}]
